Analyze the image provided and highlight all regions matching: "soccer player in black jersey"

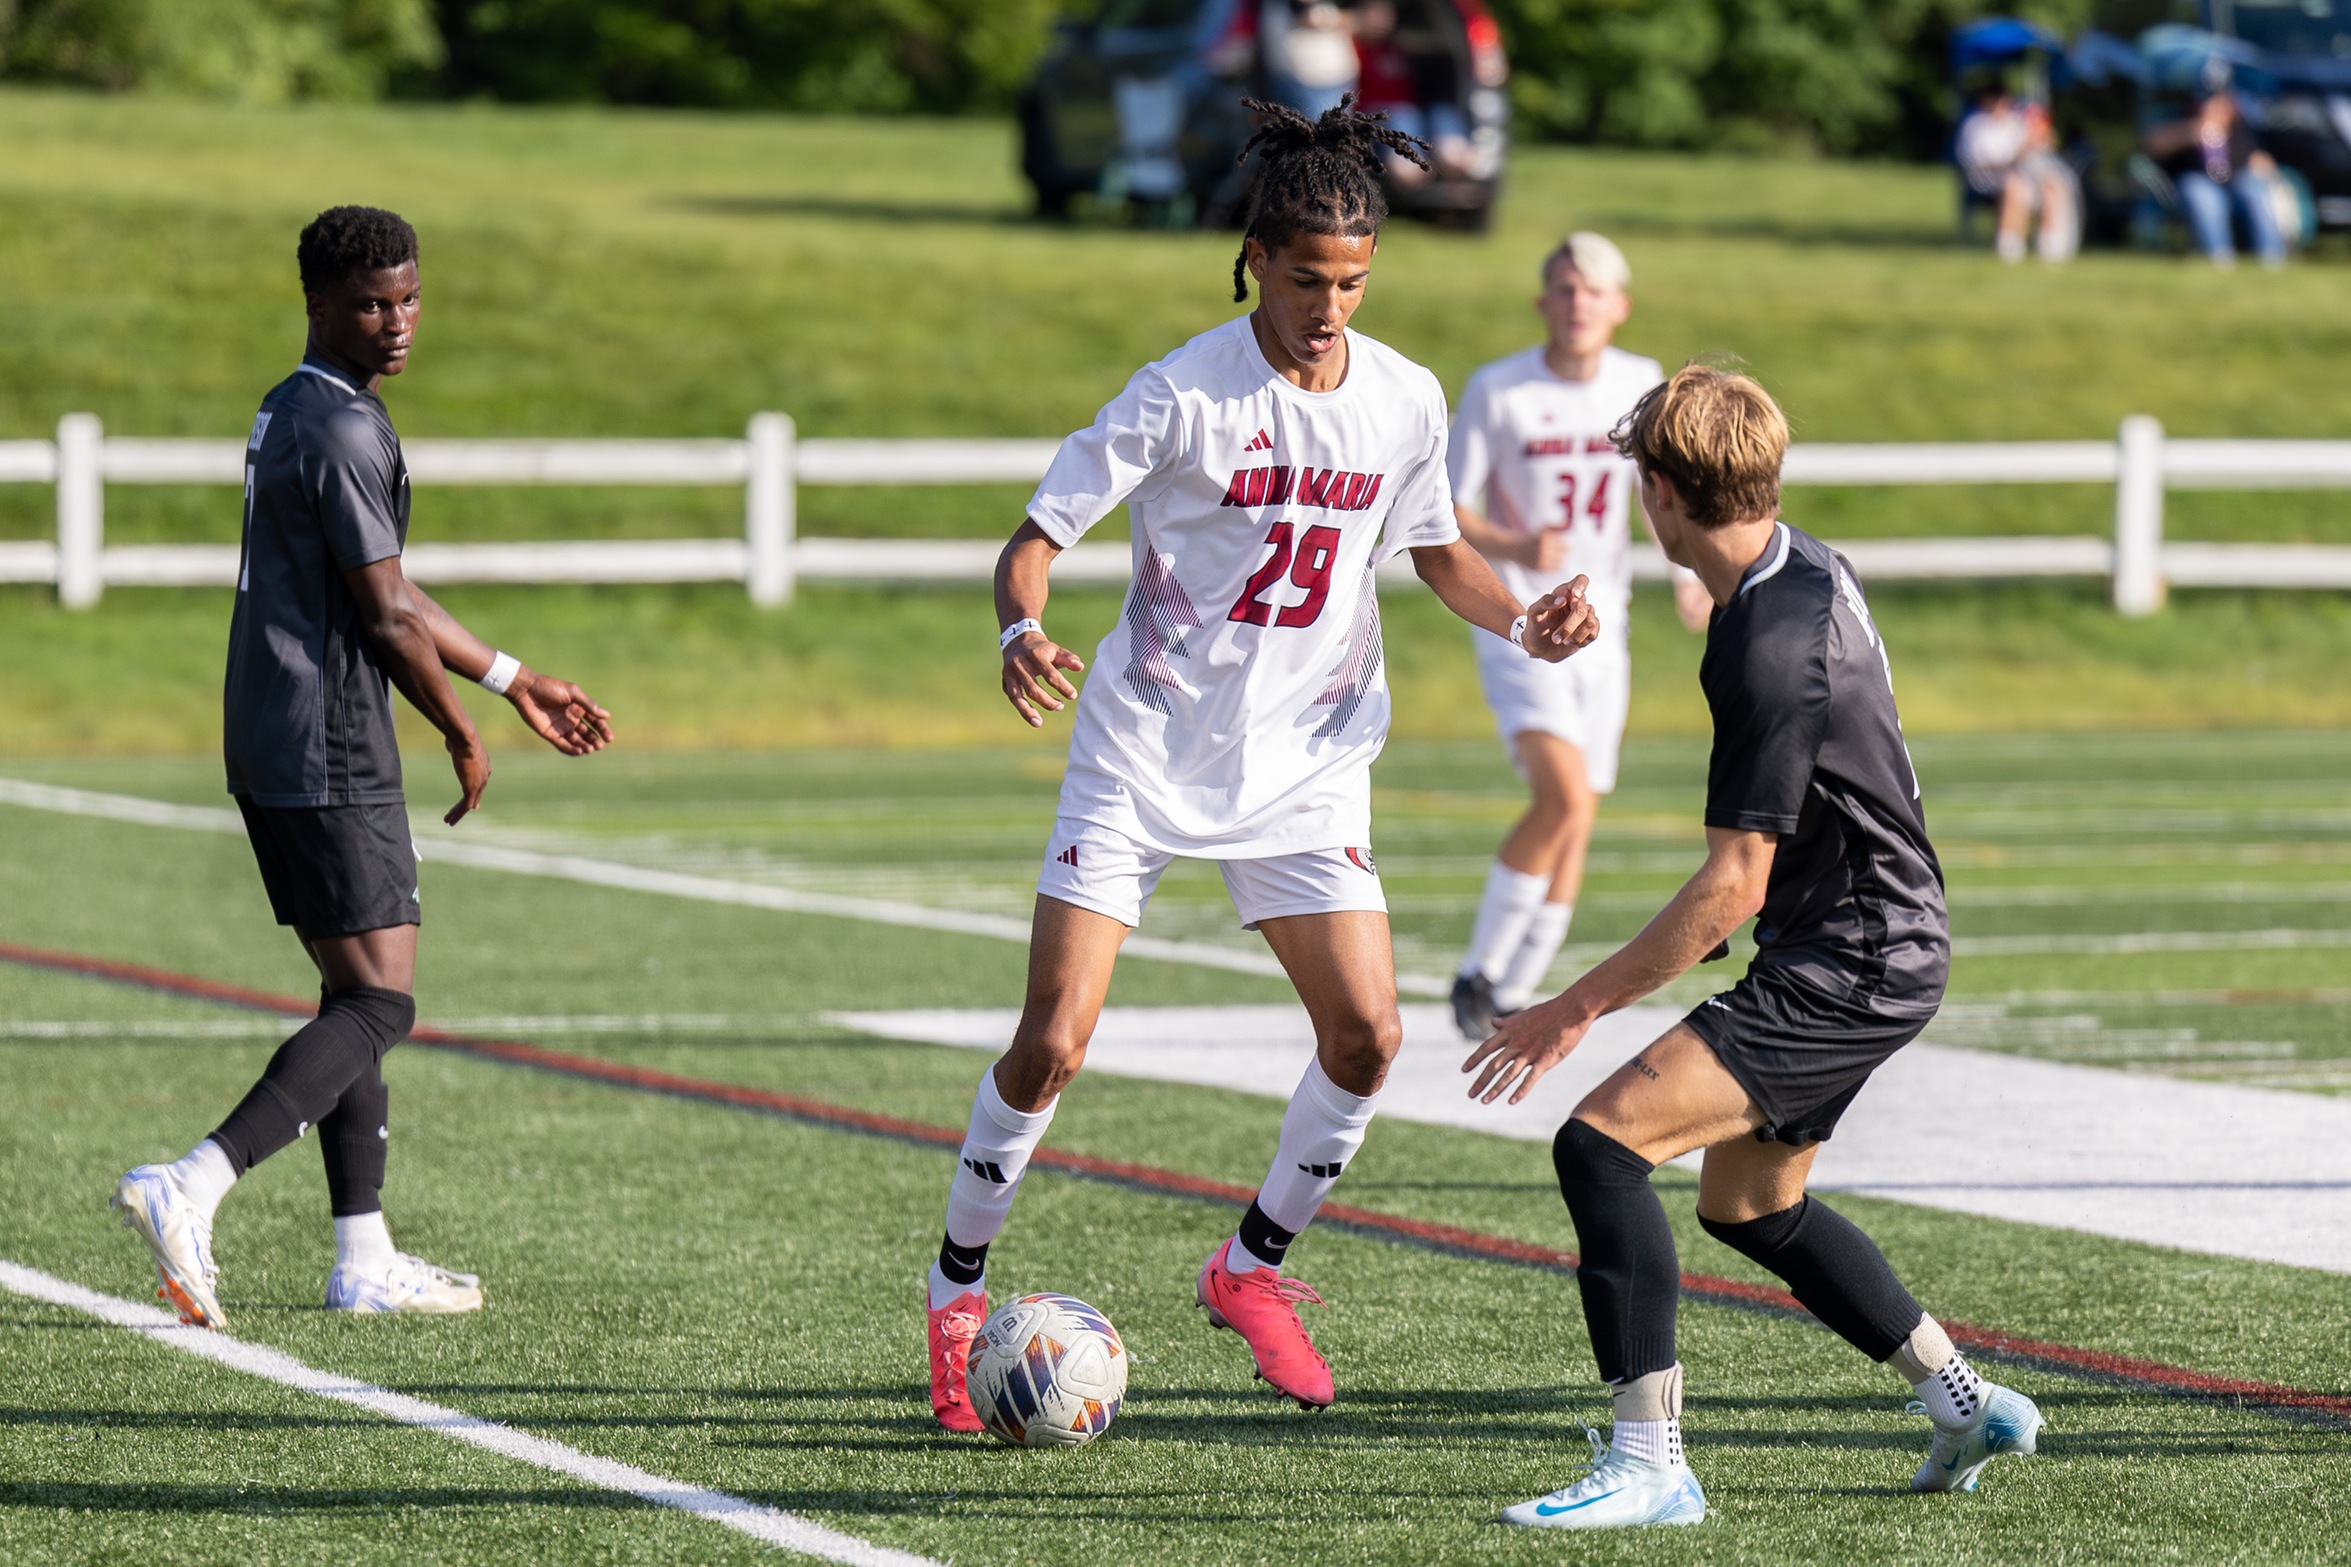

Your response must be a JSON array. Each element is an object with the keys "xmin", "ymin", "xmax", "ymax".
[
  {"xmin": 1462, "ymin": 365, "xmax": 2043, "ymax": 1528},
  {"xmin": 112, "ymin": 206, "xmax": 613, "ymax": 1326}
]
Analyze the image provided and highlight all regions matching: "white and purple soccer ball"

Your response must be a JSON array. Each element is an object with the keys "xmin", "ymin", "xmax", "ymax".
[{"xmin": 965, "ymin": 1292, "xmax": 1127, "ymax": 1448}]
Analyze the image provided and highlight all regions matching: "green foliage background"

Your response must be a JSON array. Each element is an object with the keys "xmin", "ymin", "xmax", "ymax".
[{"xmin": 0, "ymin": 0, "xmax": 2154, "ymax": 155}]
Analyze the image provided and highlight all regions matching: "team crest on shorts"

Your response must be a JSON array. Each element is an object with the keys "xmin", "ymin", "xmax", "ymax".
[{"xmin": 1345, "ymin": 847, "xmax": 1377, "ymax": 876}]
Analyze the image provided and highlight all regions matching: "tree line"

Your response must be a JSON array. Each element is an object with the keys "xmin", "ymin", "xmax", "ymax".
[{"xmin": 1, "ymin": 0, "xmax": 2097, "ymax": 158}]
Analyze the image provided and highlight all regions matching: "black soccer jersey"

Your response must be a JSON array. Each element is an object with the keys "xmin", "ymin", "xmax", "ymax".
[
  {"xmin": 1700, "ymin": 523, "xmax": 1949, "ymax": 1011},
  {"xmin": 222, "ymin": 357, "xmax": 410, "ymax": 807}
]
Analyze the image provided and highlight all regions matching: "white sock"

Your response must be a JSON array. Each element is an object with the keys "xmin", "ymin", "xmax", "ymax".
[
  {"xmin": 1493, "ymin": 901, "xmax": 1572, "ymax": 1013},
  {"xmin": 167, "ymin": 1138, "xmax": 238, "ymax": 1220},
  {"xmin": 928, "ymin": 1260, "xmax": 982, "ymax": 1310},
  {"xmin": 333, "ymin": 1211, "xmax": 396, "ymax": 1272},
  {"xmin": 1890, "ymin": 1314, "xmax": 1984, "ymax": 1426},
  {"xmin": 942, "ymin": 1067, "xmax": 1058, "ymax": 1258},
  {"xmin": 1229, "ymin": 1057, "xmax": 1381, "ymax": 1274},
  {"xmin": 1461, "ymin": 861, "xmax": 1548, "ymax": 980},
  {"xmin": 1609, "ymin": 1363, "xmax": 1685, "ymax": 1466}
]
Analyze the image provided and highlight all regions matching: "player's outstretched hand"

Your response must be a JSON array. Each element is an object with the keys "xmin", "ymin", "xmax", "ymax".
[
  {"xmin": 444, "ymin": 733, "xmax": 491, "ymax": 826},
  {"xmin": 1524, "ymin": 575, "xmax": 1600, "ymax": 664},
  {"xmin": 1004, "ymin": 630, "xmax": 1084, "ymax": 729},
  {"xmin": 1462, "ymin": 995, "xmax": 1593, "ymax": 1105},
  {"xmin": 509, "ymin": 669, "xmax": 614, "ymax": 757}
]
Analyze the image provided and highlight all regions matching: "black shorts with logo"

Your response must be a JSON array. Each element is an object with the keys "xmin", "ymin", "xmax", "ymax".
[
  {"xmin": 236, "ymin": 798, "xmax": 420, "ymax": 940},
  {"xmin": 1682, "ymin": 962, "xmax": 1935, "ymax": 1147}
]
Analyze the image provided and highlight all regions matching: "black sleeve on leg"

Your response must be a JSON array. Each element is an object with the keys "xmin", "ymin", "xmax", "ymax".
[
  {"xmin": 1554, "ymin": 1119, "xmax": 1681, "ymax": 1385},
  {"xmin": 210, "ymin": 986, "xmax": 415, "ymax": 1175},
  {"xmin": 1699, "ymin": 1196, "xmax": 1923, "ymax": 1362},
  {"xmin": 319, "ymin": 1056, "xmax": 390, "ymax": 1218}
]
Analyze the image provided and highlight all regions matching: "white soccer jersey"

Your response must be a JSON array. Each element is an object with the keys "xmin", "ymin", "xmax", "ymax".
[
  {"xmin": 1447, "ymin": 345, "xmax": 1663, "ymax": 641},
  {"xmin": 1027, "ymin": 315, "xmax": 1459, "ymax": 857}
]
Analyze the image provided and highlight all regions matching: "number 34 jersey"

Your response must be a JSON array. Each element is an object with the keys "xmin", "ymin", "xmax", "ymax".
[
  {"xmin": 1447, "ymin": 345, "xmax": 1663, "ymax": 647},
  {"xmin": 1027, "ymin": 315, "xmax": 1460, "ymax": 858}
]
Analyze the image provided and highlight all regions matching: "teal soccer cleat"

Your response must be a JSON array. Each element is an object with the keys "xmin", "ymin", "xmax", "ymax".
[
  {"xmin": 1910, "ymin": 1382, "xmax": 2044, "ymax": 1493},
  {"xmin": 1501, "ymin": 1428, "xmax": 1708, "ymax": 1530}
]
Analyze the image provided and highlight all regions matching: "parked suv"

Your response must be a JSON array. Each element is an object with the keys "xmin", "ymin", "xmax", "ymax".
[{"xmin": 1019, "ymin": 0, "xmax": 1511, "ymax": 228}]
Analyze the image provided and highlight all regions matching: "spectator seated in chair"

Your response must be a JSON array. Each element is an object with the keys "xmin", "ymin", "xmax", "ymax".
[
  {"xmin": 2142, "ymin": 86, "xmax": 2287, "ymax": 269},
  {"xmin": 1955, "ymin": 85, "xmax": 2079, "ymax": 264}
]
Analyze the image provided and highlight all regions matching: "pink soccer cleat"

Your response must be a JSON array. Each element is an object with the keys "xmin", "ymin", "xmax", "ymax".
[
  {"xmin": 1196, "ymin": 1238, "xmax": 1335, "ymax": 1409},
  {"xmin": 927, "ymin": 1285, "xmax": 989, "ymax": 1434}
]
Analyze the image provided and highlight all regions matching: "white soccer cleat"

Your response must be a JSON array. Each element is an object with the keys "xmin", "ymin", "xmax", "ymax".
[
  {"xmin": 113, "ymin": 1165, "xmax": 226, "ymax": 1329},
  {"xmin": 1501, "ymin": 1429, "xmax": 1707, "ymax": 1530},
  {"xmin": 1910, "ymin": 1382, "xmax": 2044, "ymax": 1493},
  {"xmin": 325, "ymin": 1253, "xmax": 485, "ymax": 1315}
]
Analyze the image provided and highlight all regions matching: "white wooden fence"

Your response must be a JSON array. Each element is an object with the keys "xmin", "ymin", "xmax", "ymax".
[{"xmin": 2, "ymin": 413, "xmax": 2347, "ymax": 615}]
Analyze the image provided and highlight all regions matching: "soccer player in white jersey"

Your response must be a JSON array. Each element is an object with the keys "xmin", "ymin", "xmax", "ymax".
[
  {"xmin": 922, "ymin": 100, "xmax": 1600, "ymax": 1433},
  {"xmin": 1447, "ymin": 233, "xmax": 1711, "ymax": 1041}
]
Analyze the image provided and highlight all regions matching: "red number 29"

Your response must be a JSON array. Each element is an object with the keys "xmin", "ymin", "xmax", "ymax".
[{"xmin": 1228, "ymin": 523, "xmax": 1342, "ymax": 628}]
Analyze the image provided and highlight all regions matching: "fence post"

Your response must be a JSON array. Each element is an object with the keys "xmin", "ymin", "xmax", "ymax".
[
  {"xmin": 55, "ymin": 413, "xmax": 103, "ymax": 609},
  {"xmin": 2112, "ymin": 414, "xmax": 2165, "ymax": 617},
  {"xmin": 745, "ymin": 412, "xmax": 795, "ymax": 607}
]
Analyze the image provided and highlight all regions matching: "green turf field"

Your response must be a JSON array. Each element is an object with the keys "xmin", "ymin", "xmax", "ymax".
[{"xmin": 4, "ymin": 734, "xmax": 2350, "ymax": 1565}]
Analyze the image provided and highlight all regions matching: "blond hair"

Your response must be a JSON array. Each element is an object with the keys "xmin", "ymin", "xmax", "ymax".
[
  {"xmin": 1541, "ymin": 231, "xmax": 1630, "ymax": 293},
  {"xmin": 1610, "ymin": 363, "xmax": 1786, "ymax": 527}
]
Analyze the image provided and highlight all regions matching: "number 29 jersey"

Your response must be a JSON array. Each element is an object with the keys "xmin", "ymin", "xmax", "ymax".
[
  {"xmin": 1027, "ymin": 315, "xmax": 1460, "ymax": 858},
  {"xmin": 1447, "ymin": 345, "xmax": 1662, "ymax": 647}
]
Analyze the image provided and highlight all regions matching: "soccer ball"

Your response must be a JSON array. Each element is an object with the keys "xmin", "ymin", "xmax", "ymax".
[{"xmin": 965, "ymin": 1292, "xmax": 1127, "ymax": 1448}]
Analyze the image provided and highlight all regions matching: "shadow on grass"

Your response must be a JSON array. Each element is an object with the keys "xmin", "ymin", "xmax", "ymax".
[
  {"xmin": 0, "ymin": 1482, "xmax": 646, "ymax": 1516},
  {"xmin": 0, "ymin": 1406, "xmax": 372, "ymax": 1433}
]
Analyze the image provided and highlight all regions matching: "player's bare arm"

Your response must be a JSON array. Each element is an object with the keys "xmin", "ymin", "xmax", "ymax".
[
  {"xmin": 341, "ymin": 559, "xmax": 492, "ymax": 825},
  {"xmin": 1411, "ymin": 539, "xmax": 1597, "ymax": 661},
  {"xmin": 1454, "ymin": 486, "xmax": 1568, "ymax": 573},
  {"xmin": 1463, "ymin": 825, "xmax": 1775, "ymax": 1103},
  {"xmin": 994, "ymin": 519, "xmax": 1084, "ymax": 727},
  {"xmin": 402, "ymin": 581, "xmax": 613, "ymax": 756}
]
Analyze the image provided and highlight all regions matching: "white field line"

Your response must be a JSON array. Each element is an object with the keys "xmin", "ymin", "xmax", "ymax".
[
  {"xmin": 0, "ymin": 1260, "xmax": 939, "ymax": 1567},
  {"xmin": 0, "ymin": 777, "xmax": 1446, "ymax": 995},
  {"xmin": 7, "ymin": 776, "xmax": 2349, "ymax": 976}
]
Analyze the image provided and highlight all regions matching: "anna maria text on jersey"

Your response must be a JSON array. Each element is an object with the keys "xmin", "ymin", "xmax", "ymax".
[{"xmin": 1217, "ymin": 464, "xmax": 1387, "ymax": 513}]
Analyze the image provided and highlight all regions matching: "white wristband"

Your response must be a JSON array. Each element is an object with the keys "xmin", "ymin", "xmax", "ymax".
[
  {"xmin": 999, "ymin": 618, "xmax": 1042, "ymax": 652},
  {"xmin": 478, "ymin": 651, "xmax": 521, "ymax": 695},
  {"xmin": 1507, "ymin": 614, "xmax": 1528, "ymax": 650}
]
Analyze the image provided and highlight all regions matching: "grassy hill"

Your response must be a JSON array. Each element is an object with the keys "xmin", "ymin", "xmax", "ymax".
[{"xmin": 0, "ymin": 88, "xmax": 2345, "ymax": 751}]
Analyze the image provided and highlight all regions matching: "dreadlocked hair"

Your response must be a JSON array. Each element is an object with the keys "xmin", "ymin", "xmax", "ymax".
[{"xmin": 1231, "ymin": 95, "xmax": 1429, "ymax": 304}]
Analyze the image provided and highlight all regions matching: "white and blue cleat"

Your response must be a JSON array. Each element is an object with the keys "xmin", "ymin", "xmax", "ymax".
[
  {"xmin": 112, "ymin": 1165, "xmax": 225, "ymax": 1329},
  {"xmin": 1501, "ymin": 1429, "xmax": 1707, "ymax": 1531},
  {"xmin": 325, "ymin": 1253, "xmax": 484, "ymax": 1315},
  {"xmin": 1910, "ymin": 1382, "xmax": 2045, "ymax": 1493}
]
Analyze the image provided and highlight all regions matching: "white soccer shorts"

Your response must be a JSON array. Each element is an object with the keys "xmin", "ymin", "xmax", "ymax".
[
  {"xmin": 1472, "ymin": 630, "xmax": 1631, "ymax": 794},
  {"xmin": 1036, "ymin": 819, "xmax": 1387, "ymax": 931}
]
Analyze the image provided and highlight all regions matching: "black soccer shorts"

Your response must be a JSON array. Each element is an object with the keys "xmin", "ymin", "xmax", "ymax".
[
  {"xmin": 1681, "ymin": 962, "xmax": 1936, "ymax": 1147},
  {"xmin": 236, "ymin": 798, "xmax": 420, "ymax": 940}
]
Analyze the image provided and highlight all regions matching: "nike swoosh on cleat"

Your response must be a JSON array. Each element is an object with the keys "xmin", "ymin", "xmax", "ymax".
[{"xmin": 1533, "ymin": 1488, "xmax": 1625, "ymax": 1516}]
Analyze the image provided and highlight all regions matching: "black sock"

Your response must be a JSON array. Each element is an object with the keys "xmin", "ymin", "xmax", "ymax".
[
  {"xmin": 1699, "ymin": 1196, "xmax": 1924, "ymax": 1361},
  {"xmin": 210, "ymin": 986, "xmax": 414, "ymax": 1175},
  {"xmin": 937, "ymin": 1236, "xmax": 988, "ymax": 1287},
  {"xmin": 1235, "ymin": 1199, "xmax": 1296, "ymax": 1269},
  {"xmin": 1554, "ymin": 1119, "xmax": 1679, "ymax": 1384},
  {"xmin": 319, "ymin": 1057, "xmax": 389, "ymax": 1218}
]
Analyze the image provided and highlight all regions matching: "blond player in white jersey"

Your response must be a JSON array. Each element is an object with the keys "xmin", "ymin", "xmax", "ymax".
[
  {"xmin": 921, "ymin": 100, "xmax": 1600, "ymax": 1433},
  {"xmin": 1447, "ymin": 233, "xmax": 1711, "ymax": 1041}
]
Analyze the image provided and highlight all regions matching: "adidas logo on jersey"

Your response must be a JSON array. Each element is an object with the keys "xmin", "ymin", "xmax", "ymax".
[
  {"xmin": 1243, "ymin": 429, "xmax": 1273, "ymax": 452},
  {"xmin": 1219, "ymin": 465, "xmax": 1385, "ymax": 512}
]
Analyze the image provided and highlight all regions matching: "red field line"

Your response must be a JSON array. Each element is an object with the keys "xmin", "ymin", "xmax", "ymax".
[{"xmin": 8, "ymin": 938, "xmax": 2348, "ymax": 1425}]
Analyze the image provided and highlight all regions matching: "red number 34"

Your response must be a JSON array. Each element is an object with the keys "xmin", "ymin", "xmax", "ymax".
[{"xmin": 1228, "ymin": 523, "xmax": 1341, "ymax": 628}]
